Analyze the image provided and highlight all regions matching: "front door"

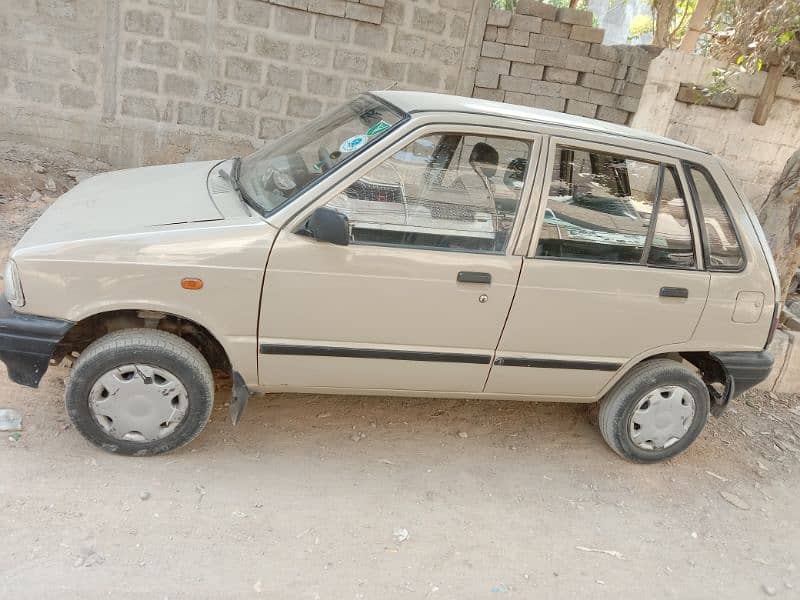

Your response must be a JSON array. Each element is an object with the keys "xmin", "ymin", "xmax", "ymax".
[
  {"xmin": 486, "ymin": 140, "xmax": 711, "ymax": 399},
  {"xmin": 258, "ymin": 127, "xmax": 538, "ymax": 393}
]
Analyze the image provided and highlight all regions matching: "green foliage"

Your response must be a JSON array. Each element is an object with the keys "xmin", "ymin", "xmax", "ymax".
[
  {"xmin": 701, "ymin": 67, "xmax": 737, "ymax": 98},
  {"xmin": 710, "ymin": 0, "xmax": 800, "ymax": 79},
  {"xmin": 628, "ymin": 14, "xmax": 654, "ymax": 42},
  {"xmin": 627, "ymin": 0, "xmax": 699, "ymax": 47},
  {"xmin": 492, "ymin": 0, "xmax": 517, "ymax": 10}
]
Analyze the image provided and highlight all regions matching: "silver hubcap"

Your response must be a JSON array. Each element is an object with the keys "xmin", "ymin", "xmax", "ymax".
[
  {"xmin": 89, "ymin": 364, "xmax": 189, "ymax": 443},
  {"xmin": 628, "ymin": 386, "xmax": 696, "ymax": 450}
]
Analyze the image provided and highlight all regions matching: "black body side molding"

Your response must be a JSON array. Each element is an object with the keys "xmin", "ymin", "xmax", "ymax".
[
  {"xmin": 261, "ymin": 344, "xmax": 491, "ymax": 364},
  {"xmin": 494, "ymin": 357, "xmax": 622, "ymax": 371}
]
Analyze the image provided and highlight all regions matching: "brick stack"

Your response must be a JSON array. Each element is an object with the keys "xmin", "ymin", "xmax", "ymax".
[{"xmin": 473, "ymin": 0, "xmax": 653, "ymax": 124}]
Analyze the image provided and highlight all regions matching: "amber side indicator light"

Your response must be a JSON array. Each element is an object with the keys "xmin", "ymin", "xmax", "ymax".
[{"xmin": 181, "ymin": 278, "xmax": 204, "ymax": 290}]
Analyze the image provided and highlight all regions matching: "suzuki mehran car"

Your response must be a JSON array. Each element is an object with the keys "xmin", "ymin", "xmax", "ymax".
[{"xmin": 0, "ymin": 92, "xmax": 779, "ymax": 462}]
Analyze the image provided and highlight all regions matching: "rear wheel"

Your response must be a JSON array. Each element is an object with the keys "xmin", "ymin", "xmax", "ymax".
[
  {"xmin": 65, "ymin": 329, "xmax": 214, "ymax": 456},
  {"xmin": 598, "ymin": 359, "xmax": 709, "ymax": 463}
]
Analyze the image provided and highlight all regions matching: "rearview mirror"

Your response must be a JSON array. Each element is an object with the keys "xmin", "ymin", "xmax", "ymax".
[{"xmin": 306, "ymin": 207, "xmax": 350, "ymax": 246}]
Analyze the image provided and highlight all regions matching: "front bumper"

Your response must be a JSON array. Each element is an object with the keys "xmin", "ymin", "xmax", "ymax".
[{"xmin": 0, "ymin": 298, "xmax": 73, "ymax": 387}]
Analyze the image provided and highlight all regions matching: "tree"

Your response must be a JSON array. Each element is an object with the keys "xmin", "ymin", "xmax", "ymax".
[
  {"xmin": 678, "ymin": 0, "xmax": 715, "ymax": 53},
  {"xmin": 707, "ymin": 1, "xmax": 799, "ymax": 124},
  {"xmin": 758, "ymin": 150, "xmax": 800, "ymax": 302},
  {"xmin": 710, "ymin": 1, "xmax": 800, "ymax": 79},
  {"xmin": 627, "ymin": 0, "xmax": 699, "ymax": 47}
]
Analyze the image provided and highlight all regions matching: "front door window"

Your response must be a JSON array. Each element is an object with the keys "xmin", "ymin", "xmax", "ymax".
[{"xmin": 323, "ymin": 133, "xmax": 533, "ymax": 254}]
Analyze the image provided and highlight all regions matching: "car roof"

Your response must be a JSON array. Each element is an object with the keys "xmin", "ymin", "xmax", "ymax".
[{"xmin": 374, "ymin": 90, "xmax": 707, "ymax": 155}]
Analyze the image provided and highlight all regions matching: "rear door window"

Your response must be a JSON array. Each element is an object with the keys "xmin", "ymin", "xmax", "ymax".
[{"xmin": 536, "ymin": 145, "xmax": 696, "ymax": 268}]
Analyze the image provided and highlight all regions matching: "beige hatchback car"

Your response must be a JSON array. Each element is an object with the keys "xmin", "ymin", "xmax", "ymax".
[{"xmin": 0, "ymin": 92, "xmax": 779, "ymax": 462}]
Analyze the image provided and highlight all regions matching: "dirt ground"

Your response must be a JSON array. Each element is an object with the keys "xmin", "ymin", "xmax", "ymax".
[{"xmin": 1, "ymin": 145, "xmax": 800, "ymax": 599}]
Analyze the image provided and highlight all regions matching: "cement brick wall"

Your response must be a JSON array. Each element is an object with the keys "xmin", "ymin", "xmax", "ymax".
[
  {"xmin": 470, "ymin": 0, "xmax": 656, "ymax": 124},
  {"xmin": 0, "ymin": 0, "xmax": 479, "ymax": 167},
  {"xmin": 631, "ymin": 49, "xmax": 800, "ymax": 209}
]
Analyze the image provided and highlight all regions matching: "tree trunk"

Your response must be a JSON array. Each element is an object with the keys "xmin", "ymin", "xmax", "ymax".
[
  {"xmin": 752, "ymin": 64, "xmax": 783, "ymax": 125},
  {"xmin": 758, "ymin": 149, "xmax": 800, "ymax": 302},
  {"xmin": 652, "ymin": 0, "xmax": 675, "ymax": 47},
  {"xmin": 678, "ymin": 0, "xmax": 714, "ymax": 53}
]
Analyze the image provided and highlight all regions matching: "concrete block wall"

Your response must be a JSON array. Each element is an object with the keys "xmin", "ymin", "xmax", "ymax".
[
  {"xmin": 631, "ymin": 49, "xmax": 800, "ymax": 209},
  {"xmin": 0, "ymin": 0, "xmax": 479, "ymax": 167},
  {"xmin": 471, "ymin": 0, "xmax": 656, "ymax": 124}
]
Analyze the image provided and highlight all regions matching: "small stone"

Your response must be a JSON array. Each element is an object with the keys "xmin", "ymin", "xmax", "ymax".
[
  {"xmin": 8, "ymin": 432, "xmax": 21, "ymax": 442},
  {"xmin": 393, "ymin": 527, "xmax": 409, "ymax": 543},
  {"xmin": 66, "ymin": 170, "xmax": 93, "ymax": 183},
  {"xmin": 720, "ymin": 490, "xmax": 750, "ymax": 510},
  {"xmin": 458, "ymin": 431, "xmax": 468, "ymax": 438},
  {"xmin": 45, "ymin": 178, "xmax": 57, "ymax": 193},
  {"xmin": 690, "ymin": 531, "xmax": 698, "ymax": 539},
  {"xmin": 29, "ymin": 191, "xmax": 42, "ymax": 203},
  {"xmin": 139, "ymin": 491, "xmax": 150, "ymax": 501},
  {"xmin": 74, "ymin": 543, "xmax": 104, "ymax": 568},
  {"xmin": 0, "ymin": 408, "xmax": 23, "ymax": 431},
  {"xmin": 763, "ymin": 584, "xmax": 777, "ymax": 596},
  {"xmin": 32, "ymin": 163, "xmax": 46, "ymax": 174},
  {"xmin": 350, "ymin": 431, "xmax": 366, "ymax": 442}
]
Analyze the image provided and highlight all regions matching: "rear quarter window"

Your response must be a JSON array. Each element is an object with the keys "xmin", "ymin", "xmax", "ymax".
[{"xmin": 686, "ymin": 165, "xmax": 745, "ymax": 271}]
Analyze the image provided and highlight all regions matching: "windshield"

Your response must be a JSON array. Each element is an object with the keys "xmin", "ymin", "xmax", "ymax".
[{"xmin": 238, "ymin": 95, "xmax": 405, "ymax": 214}]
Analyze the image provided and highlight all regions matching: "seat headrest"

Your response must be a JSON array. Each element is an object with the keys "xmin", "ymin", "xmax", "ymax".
[{"xmin": 469, "ymin": 142, "xmax": 499, "ymax": 178}]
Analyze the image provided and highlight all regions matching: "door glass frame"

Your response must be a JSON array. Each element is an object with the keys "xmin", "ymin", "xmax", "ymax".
[
  {"xmin": 276, "ymin": 122, "xmax": 543, "ymax": 258},
  {"xmin": 525, "ymin": 136, "xmax": 705, "ymax": 270}
]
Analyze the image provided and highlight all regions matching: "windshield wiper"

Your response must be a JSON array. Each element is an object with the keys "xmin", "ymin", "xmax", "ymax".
[{"xmin": 219, "ymin": 157, "xmax": 260, "ymax": 216}]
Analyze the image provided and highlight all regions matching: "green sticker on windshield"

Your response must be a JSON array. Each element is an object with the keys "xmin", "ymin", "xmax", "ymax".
[{"xmin": 367, "ymin": 120, "xmax": 391, "ymax": 137}]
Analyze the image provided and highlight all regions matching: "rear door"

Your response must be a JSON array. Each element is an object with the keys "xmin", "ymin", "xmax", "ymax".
[
  {"xmin": 259, "ymin": 125, "xmax": 541, "ymax": 393},
  {"xmin": 485, "ymin": 138, "xmax": 710, "ymax": 399}
]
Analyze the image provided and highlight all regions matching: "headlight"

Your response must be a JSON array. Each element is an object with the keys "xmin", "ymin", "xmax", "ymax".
[{"xmin": 2, "ymin": 260, "xmax": 25, "ymax": 307}]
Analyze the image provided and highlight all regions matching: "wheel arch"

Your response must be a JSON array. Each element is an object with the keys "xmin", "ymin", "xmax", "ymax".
[
  {"xmin": 55, "ymin": 309, "xmax": 232, "ymax": 374},
  {"xmin": 601, "ymin": 350, "xmax": 729, "ymax": 417}
]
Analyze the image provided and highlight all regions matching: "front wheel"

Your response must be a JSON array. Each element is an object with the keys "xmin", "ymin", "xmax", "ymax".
[
  {"xmin": 66, "ymin": 329, "xmax": 214, "ymax": 456},
  {"xmin": 598, "ymin": 359, "xmax": 710, "ymax": 463}
]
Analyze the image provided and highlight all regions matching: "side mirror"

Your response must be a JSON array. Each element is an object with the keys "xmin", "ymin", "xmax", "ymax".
[{"xmin": 306, "ymin": 207, "xmax": 350, "ymax": 246}]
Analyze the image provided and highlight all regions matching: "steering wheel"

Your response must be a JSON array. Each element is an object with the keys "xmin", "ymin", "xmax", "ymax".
[{"xmin": 318, "ymin": 146, "xmax": 335, "ymax": 173}]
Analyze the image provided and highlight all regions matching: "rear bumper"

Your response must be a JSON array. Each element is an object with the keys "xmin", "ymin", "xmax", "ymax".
[
  {"xmin": 0, "ymin": 298, "xmax": 73, "ymax": 387},
  {"xmin": 712, "ymin": 350, "xmax": 774, "ymax": 403}
]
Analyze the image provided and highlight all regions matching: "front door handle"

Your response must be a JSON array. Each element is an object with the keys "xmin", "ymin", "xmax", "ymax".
[
  {"xmin": 660, "ymin": 286, "xmax": 689, "ymax": 298},
  {"xmin": 457, "ymin": 271, "xmax": 491, "ymax": 284}
]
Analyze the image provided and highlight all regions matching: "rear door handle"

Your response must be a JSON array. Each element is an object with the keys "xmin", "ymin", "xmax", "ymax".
[
  {"xmin": 660, "ymin": 286, "xmax": 689, "ymax": 298},
  {"xmin": 457, "ymin": 271, "xmax": 491, "ymax": 284}
]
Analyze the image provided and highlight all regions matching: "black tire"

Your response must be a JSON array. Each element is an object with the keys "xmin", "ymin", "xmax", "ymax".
[
  {"xmin": 598, "ymin": 359, "xmax": 710, "ymax": 463},
  {"xmin": 65, "ymin": 329, "xmax": 214, "ymax": 456}
]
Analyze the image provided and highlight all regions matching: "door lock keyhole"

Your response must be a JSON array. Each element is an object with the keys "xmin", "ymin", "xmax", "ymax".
[{"xmin": 478, "ymin": 294, "xmax": 488, "ymax": 304}]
